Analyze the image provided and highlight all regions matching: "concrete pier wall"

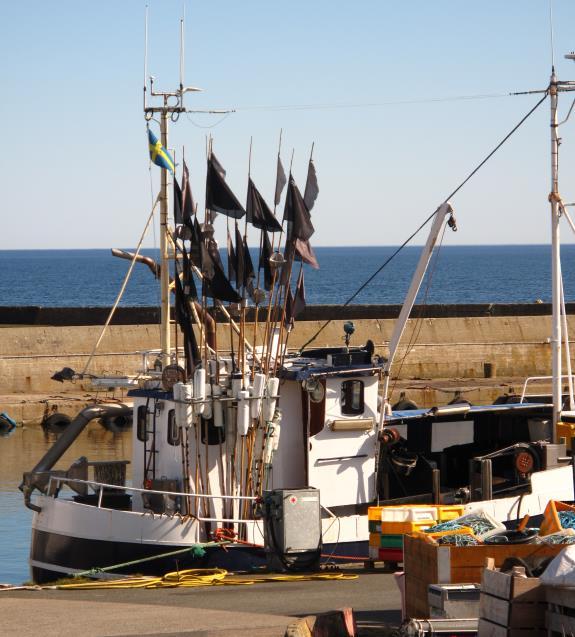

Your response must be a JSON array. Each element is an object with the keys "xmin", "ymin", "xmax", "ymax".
[{"xmin": 0, "ymin": 307, "xmax": 564, "ymax": 395}]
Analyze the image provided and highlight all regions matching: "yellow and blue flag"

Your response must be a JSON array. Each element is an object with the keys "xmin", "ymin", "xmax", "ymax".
[{"xmin": 148, "ymin": 128, "xmax": 175, "ymax": 174}]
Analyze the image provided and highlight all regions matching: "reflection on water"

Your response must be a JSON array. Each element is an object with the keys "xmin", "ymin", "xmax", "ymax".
[{"xmin": 0, "ymin": 424, "xmax": 132, "ymax": 584}]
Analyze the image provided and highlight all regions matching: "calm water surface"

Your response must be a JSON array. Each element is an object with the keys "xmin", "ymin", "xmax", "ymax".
[
  {"xmin": 0, "ymin": 426, "xmax": 131, "ymax": 584},
  {"xmin": 2, "ymin": 245, "xmax": 575, "ymax": 306}
]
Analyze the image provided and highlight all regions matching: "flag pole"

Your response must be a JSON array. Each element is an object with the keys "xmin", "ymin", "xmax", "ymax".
[
  {"xmin": 159, "ymin": 106, "xmax": 172, "ymax": 368},
  {"xmin": 267, "ymin": 150, "xmax": 295, "ymax": 372},
  {"xmin": 262, "ymin": 130, "xmax": 284, "ymax": 373}
]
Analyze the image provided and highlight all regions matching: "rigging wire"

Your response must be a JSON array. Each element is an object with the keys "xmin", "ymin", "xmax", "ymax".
[
  {"xmin": 185, "ymin": 111, "xmax": 231, "ymax": 128},
  {"xmin": 204, "ymin": 90, "xmax": 537, "ymax": 114},
  {"xmin": 298, "ymin": 91, "xmax": 549, "ymax": 354}
]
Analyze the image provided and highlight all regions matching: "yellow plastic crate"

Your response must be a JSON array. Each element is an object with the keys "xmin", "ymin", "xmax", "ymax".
[
  {"xmin": 369, "ymin": 532, "xmax": 380, "ymax": 547},
  {"xmin": 435, "ymin": 505, "xmax": 465, "ymax": 521},
  {"xmin": 557, "ymin": 421, "xmax": 575, "ymax": 446},
  {"xmin": 380, "ymin": 519, "xmax": 435, "ymax": 535},
  {"xmin": 368, "ymin": 506, "xmax": 384, "ymax": 521}
]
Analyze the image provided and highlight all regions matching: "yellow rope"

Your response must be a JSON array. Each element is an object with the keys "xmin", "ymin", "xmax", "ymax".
[{"xmin": 54, "ymin": 568, "xmax": 358, "ymax": 590}]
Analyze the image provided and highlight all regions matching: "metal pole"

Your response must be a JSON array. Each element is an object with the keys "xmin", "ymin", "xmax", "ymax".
[
  {"xmin": 550, "ymin": 70, "xmax": 561, "ymax": 437},
  {"xmin": 160, "ymin": 108, "xmax": 171, "ymax": 367},
  {"xmin": 378, "ymin": 201, "xmax": 453, "ymax": 430}
]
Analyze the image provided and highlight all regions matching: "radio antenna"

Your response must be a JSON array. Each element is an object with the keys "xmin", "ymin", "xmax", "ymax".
[
  {"xmin": 179, "ymin": 6, "xmax": 185, "ymax": 92},
  {"xmin": 549, "ymin": 0, "xmax": 556, "ymax": 69},
  {"xmin": 144, "ymin": 5, "xmax": 149, "ymax": 110}
]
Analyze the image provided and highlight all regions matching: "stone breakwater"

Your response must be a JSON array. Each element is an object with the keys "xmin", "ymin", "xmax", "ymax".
[{"xmin": 0, "ymin": 304, "xmax": 568, "ymax": 424}]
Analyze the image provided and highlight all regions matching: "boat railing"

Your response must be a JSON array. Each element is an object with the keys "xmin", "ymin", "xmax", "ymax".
[
  {"xmin": 520, "ymin": 375, "xmax": 575, "ymax": 403},
  {"xmin": 46, "ymin": 475, "xmax": 258, "ymax": 525}
]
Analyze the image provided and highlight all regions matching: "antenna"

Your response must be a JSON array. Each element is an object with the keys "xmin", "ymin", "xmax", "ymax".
[
  {"xmin": 549, "ymin": 0, "xmax": 555, "ymax": 69},
  {"xmin": 179, "ymin": 8, "xmax": 185, "ymax": 91},
  {"xmin": 144, "ymin": 5, "xmax": 149, "ymax": 110}
]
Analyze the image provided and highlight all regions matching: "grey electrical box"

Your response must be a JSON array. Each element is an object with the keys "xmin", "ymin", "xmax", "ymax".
[{"xmin": 263, "ymin": 488, "xmax": 321, "ymax": 572}]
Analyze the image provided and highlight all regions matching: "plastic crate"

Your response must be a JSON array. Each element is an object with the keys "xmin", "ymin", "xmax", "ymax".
[
  {"xmin": 368, "ymin": 520, "xmax": 381, "ymax": 533},
  {"xmin": 539, "ymin": 500, "xmax": 575, "ymax": 536},
  {"xmin": 450, "ymin": 510, "xmax": 506, "ymax": 539},
  {"xmin": 379, "ymin": 505, "xmax": 438, "ymax": 523},
  {"xmin": 377, "ymin": 547, "xmax": 404, "ymax": 562},
  {"xmin": 435, "ymin": 505, "xmax": 465, "ymax": 521},
  {"xmin": 380, "ymin": 519, "xmax": 435, "ymax": 535},
  {"xmin": 369, "ymin": 532, "xmax": 380, "ymax": 547},
  {"xmin": 380, "ymin": 534, "xmax": 404, "ymax": 549},
  {"xmin": 368, "ymin": 506, "xmax": 384, "ymax": 521}
]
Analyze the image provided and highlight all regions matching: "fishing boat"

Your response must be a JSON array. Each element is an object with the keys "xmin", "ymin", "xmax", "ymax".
[{"xmin": 20, "ymin": 34, "xmax": 575, "ymax": 582}]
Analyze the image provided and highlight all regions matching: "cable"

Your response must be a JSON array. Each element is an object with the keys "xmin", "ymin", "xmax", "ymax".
[
  {"xmin": 214, "ymin": 91, "xmax": 521, "ymax": 113},
  {"xmin": 299, "ymin": 91, "xmax": 548, "ymax": 353},
  {"xmin": 185, "ymin": 112, "xmax": 231, "ymax": 128}
]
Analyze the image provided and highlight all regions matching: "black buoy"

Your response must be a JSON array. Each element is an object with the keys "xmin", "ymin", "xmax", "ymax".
[
  {"xmin": 41, "ymin": 412, "xmax": 72, "ymax": 434},
  {"xmin": 392, "ymin": 392, "xmax": 418, "ymax": 411},
  {"xmin": 484, "ymin": 529, "xmax": 539, "ymax": 545}
]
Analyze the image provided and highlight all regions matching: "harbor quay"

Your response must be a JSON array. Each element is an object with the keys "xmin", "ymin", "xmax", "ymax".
[
  {"xmin": 0, "ymin": 302, "xmax": 568, "ymax": 424},
  {"xmin": 1, "ymin": 566, "xmax": 401, "ymax": 637}
]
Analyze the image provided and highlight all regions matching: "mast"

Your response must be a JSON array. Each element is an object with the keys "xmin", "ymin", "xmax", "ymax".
[
  {"xmin": 550, "ymin": 68, "xmax": 562, "ymax": 435},
  {"xmin": 159, "ymin": 107, "xmax": 171, "ymax": 367},
  {"xmin": 378, "ymin": 201, "xmax": 456, "ymax": 429}
]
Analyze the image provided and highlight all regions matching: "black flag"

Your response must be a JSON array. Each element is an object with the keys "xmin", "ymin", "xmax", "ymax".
[
  {"xmin": 243, "ymin": 235, "xmax": 255, "ymax": 297},
  {"xmin": 246, "ymin": 178, "xmax": 282, "ymax": 232},
  {"xmin": 303, "ymin": 159, "xmax": 319, "ymax": 212},
  {"xmin": 274, "ymin": 155, "xmax": 287, "ymax": 206},
  {"xmin": 259, "ymin": 229, "xmax": 273, "ymax": 291},
  {"xmin": 284, "ymin": 285, "xmax": 294, "ymax": 328},
  {"xmin": 181, "ymin": 160, "xmax": 195, "ymax": 225},
  {"xmin": 181, "ymin": 245, "xmax": 198, "ymax": 300},
  {"xmin": 201, "ymin": 245, "xmax": 242, "ymax": 304},
  {"xmin": 234, "ymin": 223, "xmax": 245, "ymax": 290},
  {"xmin": 173, "ymin": 176, "xmax": 183, "ymax": 225},
  {"xmin": 205, "ymin": 154, "xmax": 245, "ymax": 219},
  {"xmin": 293, "ymin": 268, "xmax": 306, "ymax": 318},
  {"xmin": 227, "ymin": 227, "xmax": 237, "ymax": 283},
  {"xmin": 174, "ymin": 262, "xmax": 200, "ymax": 374},
  {"xmin": 187, "ymin": 215, "xmax": 203, "ymax": 269},
  {"xmin": 295, "ymin": 237, "xmax": 319, "ymax": 270},
  {"xmin": 283, "ymin": 175, "xmax": 314, "ymax": 241}
]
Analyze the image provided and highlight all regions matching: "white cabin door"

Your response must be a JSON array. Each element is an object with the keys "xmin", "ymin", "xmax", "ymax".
[{"xmin": 305, "ymin": 377, "xmax": 377, "ymax": 508}]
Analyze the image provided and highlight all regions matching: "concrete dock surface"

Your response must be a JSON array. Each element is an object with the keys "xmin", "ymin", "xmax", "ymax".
[{"xmin": 1, "ymin": 568, "xmax": 401, "ymax": 637}]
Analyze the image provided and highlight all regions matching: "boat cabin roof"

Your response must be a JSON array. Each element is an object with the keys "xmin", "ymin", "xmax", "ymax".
[
  {"xmin": 388, "ymin": 401, "xmax": 551, "ymax": 423},
  {"xmin": 279, "ymin": 344, "xmax": 383, "ymax": 381}
]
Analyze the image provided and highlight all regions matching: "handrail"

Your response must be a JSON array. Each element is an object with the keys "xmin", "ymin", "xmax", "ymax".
[
  {"xmin": 520, "ymin": 375, "xmax": 575, "ymax": 402},
  {"xmin": 48, "ymin": 476, "xmax": 257, "ymax": 502}
]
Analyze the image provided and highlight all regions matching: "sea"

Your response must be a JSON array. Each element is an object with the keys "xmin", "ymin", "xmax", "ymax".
[
  {"xmin": 1, "ymin": 244, "xmax": 574, "ymax": 585},
  {"xmin": 1, "ymin": 245, "xmax": 574, "ymax": 307}
]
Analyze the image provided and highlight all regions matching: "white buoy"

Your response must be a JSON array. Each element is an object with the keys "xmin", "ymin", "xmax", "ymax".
[
  {"xmin": 251, "ymin": 373, "xmax": 266, "ymax": 419},
  {"xmin": 181, "ymin": 382, "xmax": 194, "ymax": 427},
  {"xmin": 203, "ymin": 383, "xmax": 213, "ymax": 419},
  {"xmin": 193, "ymin": 368, "xmax": 206, "ymax": 415},
  {"xmin": 212, "ymin": 385, "xmax": 224, "ymax": 428},
  {"xmin": 237, "ymin": 390, "xmax": 250, "ymax": 436},
  {"xmin": 173, "ymin": 381, "xmax": 184, "ymax": 423},
  {"xmin": 263, "ymin": 377, "xmax": 280, "ymax": 421},
  {"xmin": 231, "ymin": 375, "xmax": 243, "ymax": 398},
  {"xmin": 272, "ymin": 420, "xmax": 281, "ymax": 452}
]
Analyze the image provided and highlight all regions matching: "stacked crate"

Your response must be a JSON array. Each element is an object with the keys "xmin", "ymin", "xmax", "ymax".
[
  {"xmin": 368, "ymin": 504, "xmax": 465, "ymax": 564},
  {"xmin": 478, "ymin": 558, "xmax": 546, "ymax": 637}
]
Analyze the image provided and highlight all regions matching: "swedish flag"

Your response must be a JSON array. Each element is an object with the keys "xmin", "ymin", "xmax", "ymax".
[{"xmin": 148, "ymin": 128, "xmax": 175, "ymax": 174}]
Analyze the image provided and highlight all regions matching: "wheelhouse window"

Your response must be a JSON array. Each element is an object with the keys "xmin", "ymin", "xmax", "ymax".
[
  {"xmin": 341, "ymin": 380, "xmax": 364, "ymax": 415},
  {"xmin": 167, "ymin": 409, "xmax": 181, "ymax": 446},
  {"xmin": 136, "ymin": 405, "xmax": 148, "ymax": 442}
]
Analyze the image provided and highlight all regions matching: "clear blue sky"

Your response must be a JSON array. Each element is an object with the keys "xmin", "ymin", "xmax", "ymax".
[{"xmin": 2, "ymin": 1, "xmax": 575, "ymax": 249}]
